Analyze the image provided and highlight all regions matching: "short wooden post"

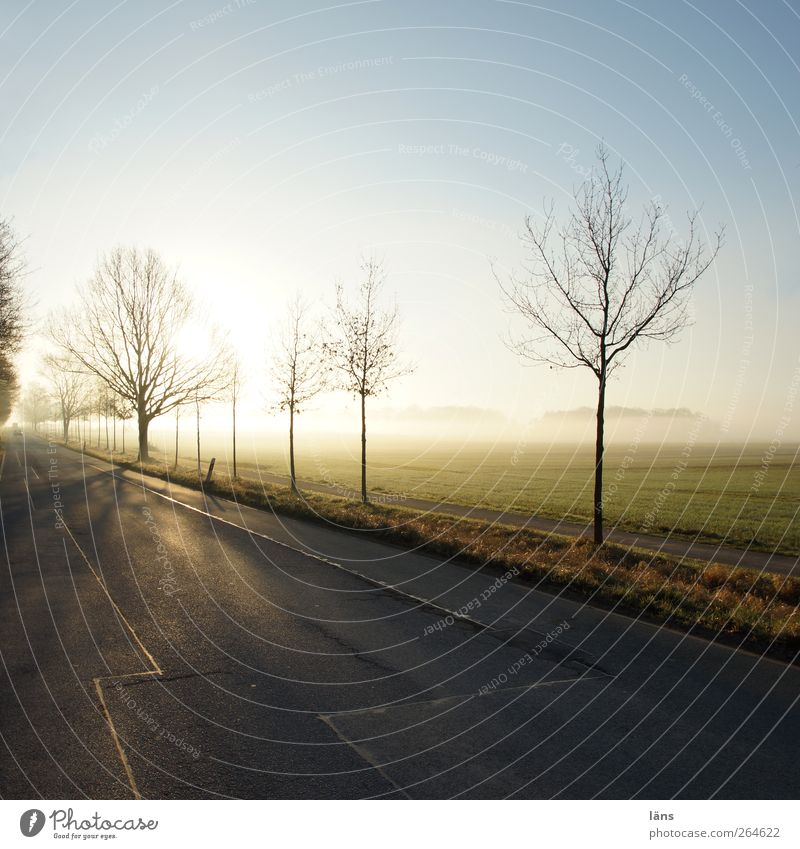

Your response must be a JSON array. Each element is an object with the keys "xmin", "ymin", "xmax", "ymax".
[{"xmin": 205, "ymin": 457, "xmax": 216, "ymax": 484}]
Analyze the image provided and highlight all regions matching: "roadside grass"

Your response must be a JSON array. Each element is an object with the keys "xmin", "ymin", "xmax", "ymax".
[
  {"xmin": 264, "ymin": 442, "xmax": 800, "ymax": 557},
  {"xmin": 70, "ymin": 441, "xmax": 800, "ymax": 660},
  {"xmin": 62, "ymin": 434, "xmax": 800, "ymax": 555}
]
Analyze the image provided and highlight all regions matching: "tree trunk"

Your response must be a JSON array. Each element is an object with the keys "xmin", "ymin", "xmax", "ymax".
[
  {"xmin": 122, "ymin": 421, "xmax": 125, "ymax": 454},
  {"xmin": 62, "ymin": 417, "xmax": 69, "ymax": 442},
  {"xmin": 195, "ymin": 399, "xmax": 201, "ymax": 478},
  {"xmin": 360, "ymin": 391, "xmax": 368, "ymax": 504},
  {"xmin": 138, "ymin": 413, "xmax": 150, "ymax": 462},
  {"xmin": 105, "ymin": 414, "xmax": 109, "ymax": 450},
  {"xmin": 593, "ymin": 371, "xmax": 606, "ymax": 544},
  {"xmin": 113, "ymin": 414, "xmax": 116, "ymax": 452},
  {"xmin": 174, "ymin": 407, "xmax": 179, "ymax": 470},
  {"xmin": 232, "ymin": 397, "xmax": 237, "ymax": 479},
  {"xmin": 289, "ymin": 406, "xmax": 297, "ymax": 494}
]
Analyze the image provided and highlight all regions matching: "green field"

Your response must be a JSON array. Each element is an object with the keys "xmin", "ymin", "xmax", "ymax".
[
  {"xmin": 222, "ymin": 438, "xmax": 800, "ymax": 556},
  {"xmin": 95, "ymin": 427, "xmax": 800, "ymax": 557}
]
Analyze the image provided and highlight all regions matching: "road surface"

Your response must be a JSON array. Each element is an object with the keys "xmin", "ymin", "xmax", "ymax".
[{"xmin": 1, "ymin": 433, "xmax": 798, "ymax": 799}]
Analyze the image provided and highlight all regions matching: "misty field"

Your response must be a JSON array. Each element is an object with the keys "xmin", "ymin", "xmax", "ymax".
[{"xmin": 147, "ymin": 434, "xmax": 799, "ymax": 557}]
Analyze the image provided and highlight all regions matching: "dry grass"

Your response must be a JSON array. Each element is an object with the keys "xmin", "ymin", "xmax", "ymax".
[{"xmin": 75, "ymin": 443, "xmax": 800, "ymax": 660}]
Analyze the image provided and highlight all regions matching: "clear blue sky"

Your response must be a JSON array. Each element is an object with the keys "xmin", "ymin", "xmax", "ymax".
[{"xmin": 2, "ymin": 0, "xmax": 799, "ymax": 441}]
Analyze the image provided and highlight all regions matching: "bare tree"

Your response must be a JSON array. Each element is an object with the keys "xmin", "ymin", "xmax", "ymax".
[
  {"xmin": 498, "ymin": 146, "xmax": 722, "ymax": 543},
  {"xmin": 0, "ymin": 218, "xmax": 26, "ymax": 429},
  {"xmin": 101, "ymin": 386, "xmax": 111, "ymax": 449},
  {"xmin": 89, "ymin": 380, "xmax": 113, "ymax": 448},
  {"xmin": 229, "ymin": 358, "xmax": 243, "ymax": 478},
  {"xmin": 42, "ymin": 354, "xmax": 89, "ymax": 442},
  {"xmin": 101, "ymin": 389, "xmax": 134, "ymax": 455},
  {"xmin": 105, "ymin": 391, "xmax": 130, "ymax": 453},
  {"xmin": 195, "ymin": 392, "xmax": 202, "ymax": 477},
  {"xmin": 325, "ymin": 259, "xmax": 413, "ymax": 503},
  {"xmin": 0, "ymin": 217, "xmax": 26, "ymax": 358},
  {"xmin": 173, "ymin": 404, "xmax": 181, "ymax": 469},
  {"xmin": 271, "ymin": 297, "xmax": 325, "ymax": 494},
  {"xmin": 0, "ymin": 353, "xmax": 19, "ymax": 426},
  {"xmin": 194, "ymin": 354, "xmax": 234, "ymax": 477},
  {"xmin": 49, "ymin": 246, "xmax": 230, "ymax": 461},
  {"xmin": 194, "ymin": 374, "xmax": 233, "ymax": 478},
  {"xmin": 22, "ymin": 382, "xmax": 51, "ymax": 432}
]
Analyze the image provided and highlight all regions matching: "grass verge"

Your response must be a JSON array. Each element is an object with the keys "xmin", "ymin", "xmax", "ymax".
[{"xmin": 72, "ymin": 442, "xmax": 799, "ymax": 662}]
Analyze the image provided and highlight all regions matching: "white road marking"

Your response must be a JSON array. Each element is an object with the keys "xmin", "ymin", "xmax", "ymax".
[
  {"xmin": 86, "ymin": 463, "xmax": 597, "ymax": 667},
  {"xmin": 93, "ymin": 678, "xmax": 142, "ymax": 799},
  {"xmin": 60, "ymin": 523, "xmax": 162, "ymax": 676},
  {"xmin": 23, "ymin": 480, "xmax": 35, "ymax": 510}
]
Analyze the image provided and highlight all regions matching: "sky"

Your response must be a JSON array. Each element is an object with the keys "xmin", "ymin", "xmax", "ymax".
[{"xmin": 2, "ymin": 0, "xmax": 799, "ymax": 444}]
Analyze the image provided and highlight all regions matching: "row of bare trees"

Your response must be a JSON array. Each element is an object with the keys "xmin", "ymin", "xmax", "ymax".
[
  {"xmin": 19, "ymin": 146, "xmax": 720, "ymax": 543},
  {"xmin": 271, "ymin": 259, "xmax": 412, "ymax": 501},
  {"xmin": 26, "ymin": 362, "xmax": 135, "ymax": 447},
  {"xmin": 40, "ymin": 247, "xmax": 411, "ymax": 505}
]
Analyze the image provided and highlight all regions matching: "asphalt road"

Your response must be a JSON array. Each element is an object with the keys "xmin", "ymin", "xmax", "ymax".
[{"xmin": 1, "ymin": 432, "xmax": 798, "ymax": 799}]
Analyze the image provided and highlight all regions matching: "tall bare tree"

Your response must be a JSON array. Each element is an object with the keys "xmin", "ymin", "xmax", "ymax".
[
  {"xmin": 49, "ymin": 246, "xmax": 230, "ymax": 461},
  {"xmin": 42, "ymin": 354, "xmax": 89, "ymax": 442},
  {"xmin": 0, "ymin": 217, "xmax": 26, "ymax": 358},
  {"xmin": 173, "ymin": 404, "xmax": 181, "ymax": 469},
  {"xmin": 0, "ymin": 217, "xmax": 26, "ymax": 428},
  {"xmin": 499, "ymin": 146, "xmax": 722, "ymax": 543},
  {"xmin": 195, "ymin": 391, "xmax": 202, "ymax": 477},
  {"xmin": 195, "ymin": 358, "xmax": 235, "ymax": 477},
  {"xmin": 0, "ymin": 353, "xmax": 19, "ymax": 426},
  {"xmin": 229, "ymin": 358, "xmax": 243, "ymax": 478},
  {"xmin": 325, "ymin": 259, "xmax": 413, "ymax": 503},
  {"xmin": 272, "ymin": 297, "xmax": 325, "ymax": 494}
]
